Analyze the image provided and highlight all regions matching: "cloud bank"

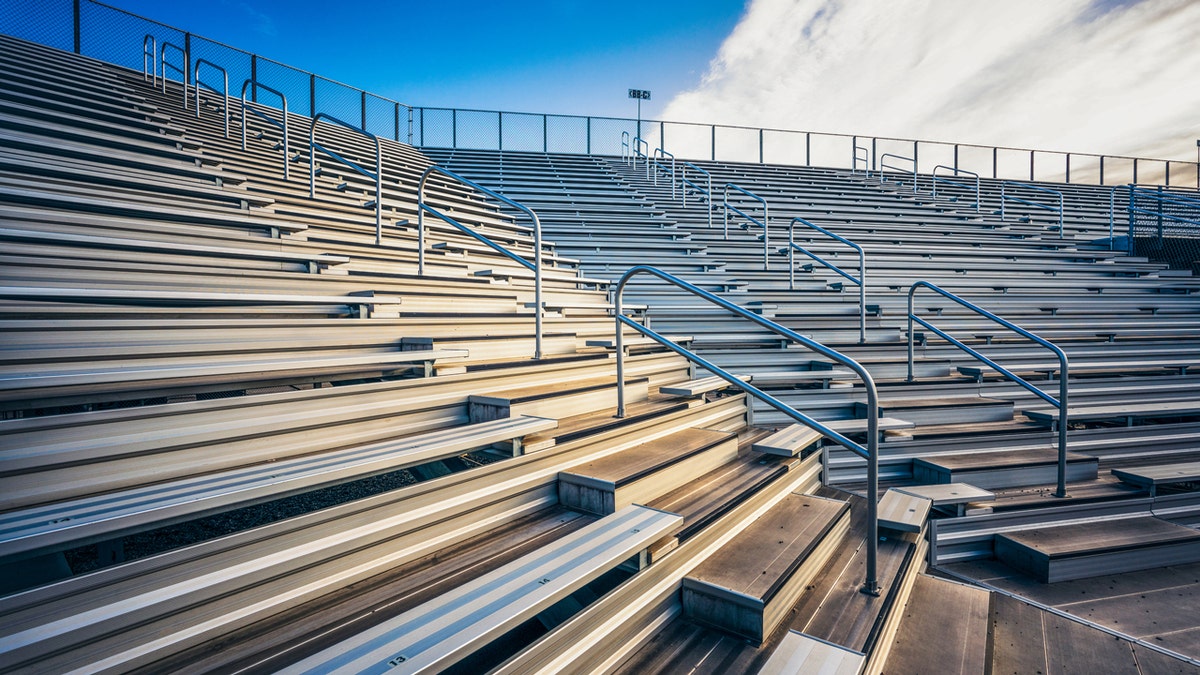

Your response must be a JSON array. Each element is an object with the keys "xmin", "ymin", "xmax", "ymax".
[{"xmin": 661, "ymin": 0, "xmax": 1200, "ymax": 182}]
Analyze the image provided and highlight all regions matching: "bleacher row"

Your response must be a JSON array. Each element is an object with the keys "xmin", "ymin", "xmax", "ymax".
[{"xmin": 1, "ymin": 30, "xmax": 1199, "ymax": 674}]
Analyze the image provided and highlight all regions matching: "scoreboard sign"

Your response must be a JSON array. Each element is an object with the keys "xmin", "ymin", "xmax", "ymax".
[{"xmin": 628, "ymin": 89, "xmax": 651, "ymax": 100}]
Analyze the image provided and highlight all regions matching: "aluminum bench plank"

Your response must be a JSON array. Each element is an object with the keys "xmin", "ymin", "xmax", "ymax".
[{"xmin": 758, "ymin": 631, "xmax": 863, "ymax": 675}]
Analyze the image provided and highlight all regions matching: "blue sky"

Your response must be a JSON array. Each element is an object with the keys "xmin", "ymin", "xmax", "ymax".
[{"xmin": 102, "ymin": 0, "xmax": 747, "ymax": 119}]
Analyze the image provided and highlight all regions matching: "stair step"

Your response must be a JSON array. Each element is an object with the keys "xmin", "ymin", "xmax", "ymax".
[
  {"xmin": 682, "ymin": 492, "xmax": 850, "ymax": 643},
  {"xmin": 558, "ymin": 427, "xmax": 738, "ymax": 516},
  {"xmin": 1111, "ymin": 461, "xmax": 1200, "ymax": 497},
  {"xmin": 468, "ymin": 376, "xmax": 648, "ymax": 422},
  {"xmin": 995, "ymin": 516, "xmax": 1200, "ymax": 583},
  {"xmin": 881, "ymin": 575, "xmax": 989, "ymax": 674},
  {"xmin": 759, "ymin": 630, "xmax": 863, "ymax": 675},
  {"xmin": 913, "ymin": 449, "xmax": 1098, "ymax": 489},
  {"xmin": 894, "ymin": 482, "xmax": 996, "ymax": 516},
  {"xmin": 877, "ymin": 488, "xmax": 931, "ymax": 533},
  {"xmin": 753, "ymin": 417, "xmax": 915, "ymax": 457},
  {"xmin": 857, "ymin": 396, "xmax": 1014, "ymax": 426},
  {"xmin": 659, "ymin": 374, "xmax": 750, "ymax": 397}
]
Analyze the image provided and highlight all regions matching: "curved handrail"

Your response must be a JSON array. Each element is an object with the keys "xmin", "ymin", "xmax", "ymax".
[
  {"xmin": 193, "ymin": 59, "xmax": 229, "ymax": 138},
  {"xmin": 633, "ymin": 136, "xmax": 649, "ymax": 174},
  {"xmin": 907, "ymin": 281, "xmax": 1069, "ymax": 497},
  {"xmin": 852, "ymin": 144, "xmax": 869, "ymax": 174},
  {"xmin": 142, "ymin": 35, "xmax": 156, "ymax": 86},
  {"xmin": 620, "ymin": 131, "xmax": 631, "ymax": 164},
  {"xmin": 932, "ymin": 165, "xmax": 980, "ymax": 211},
  {"xmin": 1000, "ymin": 180, "xmax": 1064, "ymax": 231},
  {"xmin": 614, "ymin": 265, "xmax": 881, "ymax": 595},
  {"xmin": 240, "ymin": 79, "xmax": 289, "ymax": 179},
  {"xmin": 681, "ymin": 161, "xmax": 712, "ymax": 228},
  {"xmin": 159, "ymin": 41, "xmax": 187, "ymax": 109},
  {"xmin": 653, "ymin": 148, "xmax": 676, "ymax": 199},
  {"xmin": 309, "ymin": 113, "xmax": 383, "ymax": 244},
  {"xmin": 418, "ymin": 165, "xmax": 543, "ymax": 359},
  {"xmin": 788, "ymin": 217, "xmax": 866, "ymax": 344},
  {"xmin": 878, "ymin": 152, "xmax": 916, "ymax": 191},
  {"xmin": 723, "ymin": 183, "xmax": 770, "ymax": 270}
]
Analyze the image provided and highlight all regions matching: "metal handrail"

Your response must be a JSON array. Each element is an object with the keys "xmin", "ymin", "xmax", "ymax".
[
  {"xmin": 193, "ymin": 59, "xmax": 229, "ymax": 138},
  {"xmin": 308, "ymin": 113, "xmax": 383, "ymax": 244},
  {"xmin": 878, "ymin": 153, "xmax": 916, "ymax": 191},
  {"xmin": 852, "ymin": 144, "xmax": 869, "ymax": 174},
  {"xmin": 788, "ymin": 217, "xmax": 866, "ymax": 344},
  {"xmin": 723, "ymin": 183, "xmax": 771, "ymax": 270},
  {"xmin": 907, "ymin": 281, "xmax": 1069, "ymax": 497},
  {"xmin": 614, "ymin": 265, "xmax": 881, "ymax": 595},
  {"xmin": 620, "ymin": 131, "xmax": 631, "ymax": 164},
  {"xmin": 681, "ymin": 161, "xmax": 713, "ymax": 228},
  {"xmin": 932, "ymin": 165, "xmax": 980, "ymax": 211},
  {"xmin": 142, "ymin": 35, "xmax": 156, "ymax": 87},
  {"xmin": 418, "ymin": 165, "xmax": 543, "ymax": 359},
  {"xmin": 160, "ymin": 41, "xmax": 187, "ymax": 109},
  {"xmin": 1000, "ymin": 180, "xmax": 1064, "ymax": 231},
  {"xmin": 240, "ymin": 79, "xmax": 289, "ymax": 179},
  {"xmin": 653, "ymin": 148, "xmax": 676, "ymax": 199},
  {"xmin": 633, "ymin": 136, "xmax": 649, "ymax": 173}
]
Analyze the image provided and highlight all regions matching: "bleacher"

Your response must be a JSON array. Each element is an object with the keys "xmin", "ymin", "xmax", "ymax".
[{"xmin": 1, "ymin": 15, "xmax": 1199, "ymax": 674}]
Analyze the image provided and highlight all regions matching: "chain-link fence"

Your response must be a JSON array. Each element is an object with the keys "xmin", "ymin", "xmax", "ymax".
[
  {"xmin": 1128, "ymin": 187, "xmax": 1200, "ymax": 270},
  {"xmin": 2, "ymin": 0, "xmax": 1198, "ymax": 188}
]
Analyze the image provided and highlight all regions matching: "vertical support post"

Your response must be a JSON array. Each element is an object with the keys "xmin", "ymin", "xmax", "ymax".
[
  {"xmin": 1065, "ymin": 153, "xmax": 1071, "ymax": 183},
  {"xmin": 309, "ymin": 74, "xmax": 316, "ymax": 118},
  {"xmin": 586, "ymin": 117, "xmax": 591, "ymax": 155},
  {"xmin": 805, "ymin": 132, "xmax": 811, "ymax": 166},
  {"xmin": 452, "ymin": 109, "xmax": 457, "ymax": 149},
  {"xmin": 361, "ymin": 91, "xmax": 367, "ymax": 133},
  {"xmin": 711, "ymin": 125, "xmax": 716, "ymax": 161},
  {"xmin": 759, "ymin": 128, "xmax": 764, "ymax": 164},
  {"xmin": 1165, "ymin": 161, "xmax": 1171, "ymax": 187},
  {"xmin": 954, "ymin": 144, "xmax": 959, "ymax": 173},
  {"xmin": 1127, "ymin": 184, "xmax": 1136, "ymax": 255},
  {"xmin": 394, "ymin": 103, "xmax": 400, "ymax": 142},
  {"xmin": 184, "ymin": 33, "xmax": 192, "ymax": 111},
  {"xmin": 419, "ymin": 108, "xmax": 424, "ymax": 146},
  {"xmin": 992, "ymin": 147, "xmax": 998, "ymax": 179},
  {"xmin": 73, "ymin": 0, "xmax": 81, "ymax": 54},
  {"xmin": 660, "ymin": 120, "xmax": 665, "ymax": 153},
  {"xmin": 1156, "ymin": 185, "xmax": 1164, "ymax": 244},
  {"xmin": 1133, "ymin": 158, "xmax": 1139, "ymax": 184},
  {"xmin": 250, "ymin": 55, "xmax": 258, "ymax": 103},
  {"xmin": 871, "ymin": 138, "xmax": 877, "ymax": 172},
  {"xmin": 498, "ymin": 112, "xmax": 504, "ymax": 151},
  {"xmin": 543, "ymin": 114, "xmax": 548, "ymax": 153},
  {"xmin": 1029, "ymin": 151, "xmax": 1035, "ymax": 181},
  {"xmin": 913, "ymin": 141, "xmax": 919, "ymax": 174},
  {"xmin": 1100, "ymin": 156, "xmax": 1106, "ymax": 185}
]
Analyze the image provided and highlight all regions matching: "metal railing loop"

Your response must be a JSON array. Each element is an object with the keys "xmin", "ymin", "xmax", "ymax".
[
  {"xmin": 632, "ymin": 136, "xmax": 649, "ymax": 173},
  {"xmin": 620, "ymin": 131, "xmax": 631, "ymax": 164},
  {"xmin": 852, "ymin": 144, "xmax": 869, "ymax": 174},
  {"xmin": 907, "ymin": 281, "xmax": 1069, "ymax": 497},
  {"xmin": 193, "ymin": 59, "xmax": 229, "ymax": 138},
  {"xmin": 999, "ymin": 180, "xmax": 1064, "ymax": 232},
  {"xmin": 680, "ymin": 161, "xmax": 712, "ymax": 228},
  {"xmin": 613, "ymin": 264, "xmax": 881, "ymax": 595},
  {"xmin": 788, "ymin": 217, "xmax": 867, "ymax": 343},
  {"xmin": 418, "ymin": 165, "xmax": 544, "ymax": 359},
  {"xmin": 877, "ymin": 153, "xmax": 916, "ymax": 191},
  {"xmin": 931, "ymin": 165, "xmax": 980, "ymax": 211},
  {"xmin": 723, "ymin": 183, "xmax": 770, "ymax": 270},
  {"xmin": 142, "ymin": 34, "xmax": 156, "ymax": 87},
  {"xmin": 159, "ymin": 41, "xmax": 187, "ymax": 109},
  {"xmin": 240, "ymin": 79, "xmax": 289, "ymax": 179},
  {"xmin": 653, "ymin": 148, "xmax": 676, "ymax": 198},
  {"xmin": 308, "ymin": 113, "xmax": 383, "ymax": 244}
]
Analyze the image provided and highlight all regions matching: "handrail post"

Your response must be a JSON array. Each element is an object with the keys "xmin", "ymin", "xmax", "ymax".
[{"xmin": 142, "ymin": 35, "xmax": 157, "ymax": 87}]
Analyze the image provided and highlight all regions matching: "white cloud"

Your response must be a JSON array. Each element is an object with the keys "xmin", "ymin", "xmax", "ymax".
[{"xmin": 660, "ymin": 0, "xmax": 1200, "ymax": 183}]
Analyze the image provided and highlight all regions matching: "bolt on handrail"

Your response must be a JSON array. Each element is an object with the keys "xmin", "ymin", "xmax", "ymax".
[
  {"xmin": 240, "ymin": 79, "xmax": 289, "ymax": 179},
  {"xmin": 160, "ymin": 41, "xmax": 188, "ymax": 110},
  {"xmin": 652, "ymin": 148, "xmax": 676, "ymax": 199},
  {"xmin": 877, "ymin": 153, "xmax": 916, "ymax": 191},
  {"xmin": 142, "ymin": 35, "xmax": 156, "ymax": 87},
  {"xmin": 852, "ymin": 144, "xmax": 869, "ymax": 174},
  {"xmin": 907, "ymin": 281, "xmax": 1069, "ymax": 497},
  {"xmin": 193, "ymin": 59, "xmax": 229, "ymax": 138},
  {"xmin": 614, "ymin": 264, "xmax": 881, "ymax": 595},
  {"xmin": 418, "ymin": 165, "xmax": 544, "ymax": 359},
  {"xmin": 788, "ymin": 217, "xmax": 866, "ymax": 344},
  {"xmin": 1000, "ymin": 180, "xmax": 1064, "ymax": 232},
  {"xmin": 723, "ymin": 183, "xmax": 771, "ymax": 270},
  {"xmin": 931, "ymin": 165, "xmax": 980, "ymax": 211},
  {"xmin": 680, "ymin": 161, "xmax": 713, "ymax": 228},
  {"xmin": 620, "ymin": 131, "xmax": 631, "ymax": 164},
  {"xmin": 633, "ymin": 136, "xmax": 650, "ymax": 173},
  {"xmin": 309, "ymin": 113, "xmax": 383, "ymax": 244}
]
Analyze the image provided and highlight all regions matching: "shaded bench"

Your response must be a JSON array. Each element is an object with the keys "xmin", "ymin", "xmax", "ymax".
[{"xmin": 1112, "ymin": 462, "xmax": 1200, "ymax": 497}]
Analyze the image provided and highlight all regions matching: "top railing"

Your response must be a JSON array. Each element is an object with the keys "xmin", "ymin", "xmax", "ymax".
[
  {"xmin": 10, "ymin": 0, "xmax": 1198, "ymax": 186},
  {"xmin": 613, "ymin": 264, "xmax": 882, "ymax": 595}
]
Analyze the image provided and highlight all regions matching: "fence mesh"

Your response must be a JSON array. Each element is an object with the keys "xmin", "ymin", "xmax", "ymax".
[
  {"xmin": 1129, "ymin": 187, "xmax": 1200, "ymax": 270},
  {"xmin": 0, "ymin": 0, "xmax": 72, "ymax": 53}
]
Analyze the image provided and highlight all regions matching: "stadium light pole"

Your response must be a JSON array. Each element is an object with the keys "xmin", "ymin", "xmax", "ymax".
[{"xmin": 629, "ymin": 88, "xmax": 650, "ymax": 140}]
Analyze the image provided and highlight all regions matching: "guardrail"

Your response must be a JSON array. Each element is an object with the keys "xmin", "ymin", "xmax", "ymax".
[
  {"xmin": 418, "ymin": 165, "xmax": 544, "ymax": 359},
  {"xmin": 193, "ymin": 59, "xmax": 228, "ymax": 138},
  {"xmin": 308, "ymin": 112, "xmax": 383, "ymax": 244},
  {"xmin": 788, "ymin": 217, "xmax": 866, "ymax": 343},
  {"xmin": 931, "ymin": 165, "xmax": 980, "ymax": 211},
  {"xmin": 240, "ymin": 79, "xmax": 289, "ymax": 179},
  {"xmin": 907, "ymin": 281, "xmax": 1069, "ymax": 497},
  {"xmin": 159, "ymin": 40, "xmax": 187, "ymax": 109},
  {"xmin": 1000, "ymin": 180, "xmax": 1064, "ymax": 231},
  {"xmin": 681, "ymin": 161, "xmax": 712, "ymax": 228},
  {"xmin": 878, "ymin": 153, "xmax": 916, "ymax": 191},
  {"xmin": 723, "ymin": 183, "xmax": 771, "ymax": 270},
  {"xmin": 653, "ymin": 148, "xmax": 676, "ymax": 199},
  {"xmin": 613, "ymin": 264, "xmax": 882, "ymax": 595},
  {"xmin": 852, "ymin": 144, "xmax": 869, "ymax": 175},
  {"xmin": 620, "ymin": 131, "xmax": 631, "ymax": 164},
  {"xmin": 141, "ymin": 34, "xmax": 156, "ymax": 87},
  {"xmin": 633, "ymin": 136, "xmax": 650, "ymax": 174}
]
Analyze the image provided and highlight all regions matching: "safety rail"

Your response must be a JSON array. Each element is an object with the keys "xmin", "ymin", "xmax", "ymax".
[
  {"xmin": 308, "ymin": 113, "xmax": 383, "ymax": 244},
  {"xmin": 240, "ymin": 79, "xmax": 289, "ymax": 179},
  {"xmin": 633, "ymin": 136, "xmax": 650, "ymax": 173},
  {"xmin": 653, "ymin": 147, "xmax": 676, "ymax": 199},
  {"xmin": 852, "ymin": 144, "xmax": 869, "ymax": 174},
  {"xmin": 907, "ymin": 281, "xmax": 1069, "ymax": 498},
  {"xmin": 193, "ymin": 59, "xmax": 228, "ymax": 138},
  {"xmin": 418, "ymin": 165, "xmax": 544, "ymax": 359},
  {"xmin": 877, "ymin": 153, "xmax": 916, "ymax": 191},
  {"xmin": 723, "ymin": 183, "xmax": 771, "ymax": 270},
  {"xmin": 1127, "ymin": 185, "xmax": 1200, "ymax": 250},
  {"xmin": 1000, "ymin": 180, "xmax": 1064, "ymax": 231},
  {"xmin": 620, "ymin": 131, "xmax": 631, "ymax": 164},
  {"xmin": 931, "ymin": 165, "xmax": 980, "ymax": 211},
  {"xmin": 788, "ymin": 217, "xmax": 866, "ymax": 344},
  {"xmin": 681, "ymin": 161, "xmax": 713, "ymax": 228},
  {"xmin": 159, "ymin": 41, "xmax": 187, "ymax": 109},
  {"xmin": 141, "ymin": 34, "xmax": 156, "ymax": 87},
  {"xmin": 613, "ymin": 265, "xmax": 881, "ymax": 595}
]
